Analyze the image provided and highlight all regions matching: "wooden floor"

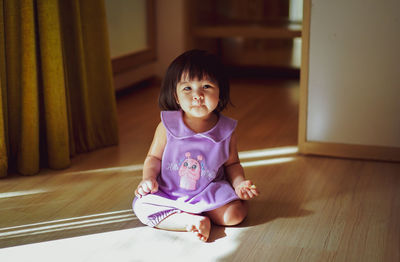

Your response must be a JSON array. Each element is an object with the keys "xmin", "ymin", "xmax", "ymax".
[{"xmin": 0, "ymin": 78, "xmax": 399, "ymax": 262}]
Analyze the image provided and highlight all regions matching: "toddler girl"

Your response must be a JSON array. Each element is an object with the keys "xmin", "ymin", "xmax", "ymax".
[{"xmin": 133, "ymin": 49, "xmax": 259, "ymax": 242}]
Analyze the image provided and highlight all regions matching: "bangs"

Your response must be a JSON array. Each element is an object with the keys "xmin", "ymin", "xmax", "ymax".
[{"xmin": 176, "ymin": 56, "xmax": 219, "ymax": 84}]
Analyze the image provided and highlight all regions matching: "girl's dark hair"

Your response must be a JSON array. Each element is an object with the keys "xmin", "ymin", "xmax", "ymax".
[{"xmin": 158, "ymin": 49, "xmax": 231, "ymax": 113}]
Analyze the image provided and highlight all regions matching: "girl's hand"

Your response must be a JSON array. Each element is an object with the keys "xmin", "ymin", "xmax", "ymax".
[
  {"xmin": 135, "ymin": 178, "xmax": 159, "ymax": 198},
  {"xmin": 235, "ymin": 180, "xmax": 259, "ymax": 200}
]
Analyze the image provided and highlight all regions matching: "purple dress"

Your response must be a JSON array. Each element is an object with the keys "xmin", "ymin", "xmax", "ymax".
[{"xmin": 133, "ymin": 110, "xmax": 239, "ymax": 227}]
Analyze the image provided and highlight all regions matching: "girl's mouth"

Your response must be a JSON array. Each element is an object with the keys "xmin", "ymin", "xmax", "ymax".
[{"xmin": 192, "ymin": 100, "xmax": 202, "ymax": 106}]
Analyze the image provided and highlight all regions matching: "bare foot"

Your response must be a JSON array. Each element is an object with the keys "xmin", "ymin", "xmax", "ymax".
[{"xmin": 185, "ymin": 215, "xmax": 211, "ymax": 242}]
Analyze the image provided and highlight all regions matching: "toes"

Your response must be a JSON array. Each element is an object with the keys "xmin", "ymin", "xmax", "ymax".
[
  {"xmin": 185, "ymin": 215, "xmax": 211, "ymax": 242},
  {"xmin": 197, "ymin": 233, "xmax": 207, "ymax": 242},
  {"xmin": 193, "ymin": 231, "xmax": 207, "ymax": 242},
  {"xmin": 186, "ymin": 225, "xmax": 194, "ymax": 232},
  {"xmin": 188, "ymin": 227, "xmax": 207, "ymax": 242}
]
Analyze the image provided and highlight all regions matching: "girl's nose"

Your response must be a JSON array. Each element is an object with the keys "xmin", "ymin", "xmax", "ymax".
[{"xmin": 193, "ymin": 91, "xmax": 203, "ymax": 100}]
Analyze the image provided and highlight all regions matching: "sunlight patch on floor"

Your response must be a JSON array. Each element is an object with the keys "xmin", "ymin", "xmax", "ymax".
[
  {"xmin": 239, "ymin": 146, "xmax": 298, "ymax": 159},
  {"xmin": 0, "ymin": 226, "xmax": 244, "ymax": 262},
  {"xmin": 242, "ymin": 157, "xmax": 296, "ymax": 167},
  {"xmin": 239, "ymin": 146, "xmax": 298, "ymax": 167},
  {"xmin": 0, "ymin": 189, "xmax": 48, "ymax": 199},
  {"xmin": 65, "ymin": 164, "xmax": 144, "ymax": 176},
  {"xmin": 0, "ymin": 209, "xmax": 136, "ymax": 240}
]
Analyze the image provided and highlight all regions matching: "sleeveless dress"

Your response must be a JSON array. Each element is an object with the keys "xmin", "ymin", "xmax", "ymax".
[{"xmin": 132, "ymin": 110, "xmax": 239, "ymax": 227}]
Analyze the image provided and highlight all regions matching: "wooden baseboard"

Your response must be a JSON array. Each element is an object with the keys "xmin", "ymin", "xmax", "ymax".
[{"xmin": 299, "ymin": 141, "xmax": 400, "ymax": 162}]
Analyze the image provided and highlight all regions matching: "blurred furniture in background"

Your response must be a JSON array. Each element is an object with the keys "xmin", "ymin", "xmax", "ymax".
[{"xmin": 184, "ymin": 0, "xmax": 302, "ymax": 77}]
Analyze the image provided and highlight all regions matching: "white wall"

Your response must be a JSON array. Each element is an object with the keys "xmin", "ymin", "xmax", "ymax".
[
  {"xmin": 307, "ymin": 0, "xmax": 400, "ymax": 147},
  {"xmin": 105, "ymin": 0, "xmax": 147, "ymax": 59}
]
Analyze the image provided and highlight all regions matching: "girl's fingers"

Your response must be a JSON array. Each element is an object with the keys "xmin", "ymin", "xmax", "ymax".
[
  {"xmin": 245, "ymin": 180, "xmax": 253, "ymax": 187},
  {"xmin": 141, "ymin": 183, "xmax": 149, "ymax": 193},
  {"xmin": 142, "ymin": 180, "xmax": 159, "ymax": 193},
  {"xmin": 137, "ymin": 187, "xmax": 146, "ymax": 196},
  {"xmin": 145, "ymin": 180, "xmax": 154, "ymax": 189},
  {"xmin": 240, "ymin": 186, "xmax": 259, "ymax": 199},
  {"xmin": 150, "ymin": 181, "xmax": 159, "ymax": 193},
  {"xmin": 245, "ymin": 188, "xmax": 254, "ymax": 199},
  {"xmin": 251, "ymin": 188, "xmax": 259, "ymax": 196},
  {"xmin": 240, "ymin": 188, "xmax": 249, "ymax": 199},
  {"xmin": 247, "ymin": 184, "xmax": 259, "ymax": 196},
  {"xmin": 246, "ymin": 190, "xmax": 255, "ymax": 199},
  {"xmin": 136, "ymin": 179, "xmax": 159, "ymax": 198}
]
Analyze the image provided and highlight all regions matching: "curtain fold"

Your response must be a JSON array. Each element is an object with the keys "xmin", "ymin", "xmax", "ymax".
[
  {"xmin": 0, "ymin": 0, "xmax": 7, "ymax": 175},
  {"xmin": 0, "ymin": 0, "xmax": 119, "ymax": 177},
  {"xmin": 36, "ymin": 0, "xmax": 70, "ymax": 170},
  {"xmin": 59, "ymin": 0, "xmax": 119, "ymax": 154},
  {"xmin": 19, "ymin": 0, "xmax": 39, "ymax": 175}
]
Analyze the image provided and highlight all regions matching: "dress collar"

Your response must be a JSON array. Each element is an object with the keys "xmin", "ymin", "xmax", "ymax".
[{"xmin": 161, "ymin": 111, "xmax": 237, "ymax": 143}]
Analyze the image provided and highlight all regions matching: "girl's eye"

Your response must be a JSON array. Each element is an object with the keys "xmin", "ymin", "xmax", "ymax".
[
  {"xmin": 183, "ymin": 86, "xmax": 191, "ymax": 91},
  {"xmin": 203, "ymin": 85, "xmax": 212, "ymax": 89}
]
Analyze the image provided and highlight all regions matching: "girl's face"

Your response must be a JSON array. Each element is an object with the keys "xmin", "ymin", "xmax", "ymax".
[{"xmin": 176, "ymin": 73, "xmax": 219, "ymax": 119}]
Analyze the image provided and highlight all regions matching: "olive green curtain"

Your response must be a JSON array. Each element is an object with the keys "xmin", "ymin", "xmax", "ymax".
[{"xmin": 0, "ymin": 0, "xmax": 119, "ymax": 176}]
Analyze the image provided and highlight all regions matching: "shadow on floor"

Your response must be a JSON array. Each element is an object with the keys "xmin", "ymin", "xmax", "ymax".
[
  {"xmin": 206, "ymin": 199, "xmax": 313, "ymax": 243},
  {"xmin": 239, "ymin": 199, "xmax": 314, "ymax": 228}
]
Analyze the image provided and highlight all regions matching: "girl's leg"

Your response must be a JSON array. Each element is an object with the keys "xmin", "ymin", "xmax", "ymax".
[
  {"xmin": 205, "ymin": 200, "xmax": 247, "ymax": 226},
  {"xmin": 156, "ymin": 212, "xmax": 211, "ymax": 242}
]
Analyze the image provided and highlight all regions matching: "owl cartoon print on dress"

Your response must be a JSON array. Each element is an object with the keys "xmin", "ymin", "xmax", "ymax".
[{"xmin": 178, "ymin": 152, "xmax": 203, "ymax": 190}]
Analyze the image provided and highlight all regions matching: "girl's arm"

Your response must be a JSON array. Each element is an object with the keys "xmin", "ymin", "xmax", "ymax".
[
  {"xmin": 135, "ymin": 122, "xmax": 167, "ymax": 198},
  {"xmin": 224, "ymin": 132, "xmax": 259, "ymax": 200}
]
